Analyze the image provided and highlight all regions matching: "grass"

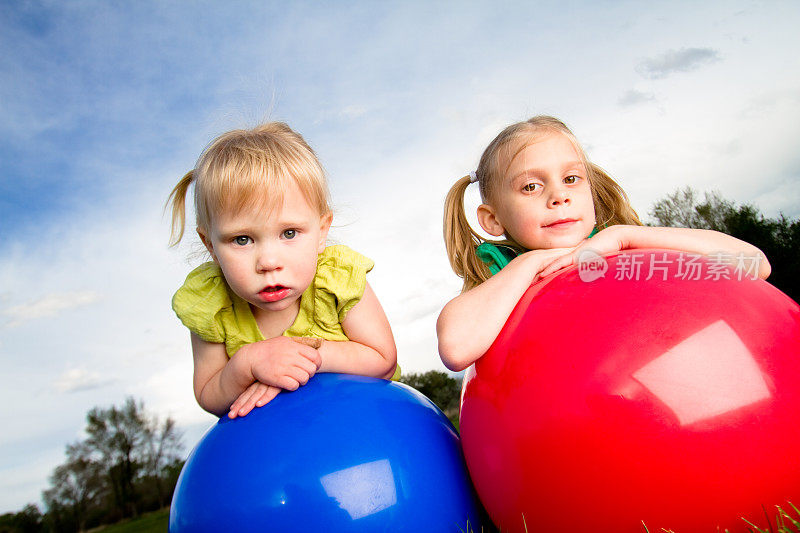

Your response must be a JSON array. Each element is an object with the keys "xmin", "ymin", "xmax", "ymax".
[
  {"xmin": 640, "ymin": 502, "xmax": 800, "ymax": 533},
  {"xmin": 90, "ymin": 508, "xmax": 169, "ymax": 533},
  {"xmin": 459, "ymin": 520, "xmax": 499, "ymax": 533},
  {"xmin": 463, "ymin": 503, "xmax": 800, "ymax": 533},
  {"xmin": 85, "ymin": 501, "xmax": 798, "ymax": 533},
  {"xmin": 742, "ymin": 503, "xmax": 800, "ymax": 533}
]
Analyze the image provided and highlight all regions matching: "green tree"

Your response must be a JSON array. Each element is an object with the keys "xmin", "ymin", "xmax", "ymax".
[
  {"xmin": 42, "ymin": 442, "xmax": 103, "ymax": 532},
  {"xmin": 0, "ymin": 504, "xmax": 42, "ymax": 533},
  {"xmin": 650, "ymin": 187, "xmax": 799, "ymax": 302},
  {"xmin": 399, "ymin": 371, "xmax": 462, "ymax": 420},
  {"xmin": 142, "ymin": 415, "xmax": 183, "ymax": 509},
  {"xmin": 84, "ymin": 397, "xmax": 147, "ymax": 519},
  {"xmin": 650, "ymin": 187, "xmax": 734, "ymax": 230},
  {"xmin": 40, "ymin": 396, "xmax": 184, "ymax": 529}
]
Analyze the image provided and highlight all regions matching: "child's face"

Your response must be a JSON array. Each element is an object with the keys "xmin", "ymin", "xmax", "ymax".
[
  {"xmin": 478, "ymin": 132, "xmax": 596, "ymax": 250},
  {"xmin": 201, "ymin": 181, "xmax": 331, "ymax": 317}
]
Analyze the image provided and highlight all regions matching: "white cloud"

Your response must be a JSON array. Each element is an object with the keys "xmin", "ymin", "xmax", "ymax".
[
  {"xmin": 2, "ymin": 292, "xmax": 100, "ymax": 328},
  {"xmin": 636, "ymin": 47, "xmax": 722, "ymax": 79},
  {"xmin": 53, "ymin": 368, "xmax": 113, "ymax": 393},
  {"xmin": 618, "ymin": 89, "xmax": 657, "ymax": 107}
]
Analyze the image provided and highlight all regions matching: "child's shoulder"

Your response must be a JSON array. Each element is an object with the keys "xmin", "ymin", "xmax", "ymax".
[
  {"xmin": 289, "ymin": 245, "xmax": 376, "ymax": 336},
  {"xmin": 319, "ymin": 245, "xmax": 374, "ymax": 272},
  {"xmin": 172, "ymin": 261, "xmax": 242, "ymax": 345},
  {"xmin": 174, "ymin": 262, "xmax": 226, "ymax": 301},
  {"xmin": 476, "ymin": 242, "xmax": 521, "ymax": 275},
  {"xmin": 182, "ymin": 261, "xmax": 223, "ymax": 283},
  {"xmin": 172, "ymin": 261, "xmax": 234, "ymax": 325},
  {"xmin": 312, "ymin": 245, "xmax": 374, "ymax": 311}
]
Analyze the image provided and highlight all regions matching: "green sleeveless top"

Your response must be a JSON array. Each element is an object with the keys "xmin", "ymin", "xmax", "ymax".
[{"xmin": 172, "ymin": 245, "xmax": 401, "ymax": 380}]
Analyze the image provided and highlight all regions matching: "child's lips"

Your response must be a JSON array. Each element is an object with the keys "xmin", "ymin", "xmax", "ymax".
[
  {"xmin": 543, "ymin": 218, "xmax": 578, "ymax": 229},
  {"xmin": 258, "ymin": 285, "xmax": 291, "ymax": 303}
]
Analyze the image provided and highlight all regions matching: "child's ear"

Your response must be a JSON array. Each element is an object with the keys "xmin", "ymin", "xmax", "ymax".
[
  {"xmin": 197, "ymin": 228, "xmax": 218, "ymax": 262},
  {"xmin": 317, "ymin": 213, "xmax": 332, "ymax": 253},
  {"xmin": 477, "ymin": 204, "xmax": 506, "ymax": 237}
]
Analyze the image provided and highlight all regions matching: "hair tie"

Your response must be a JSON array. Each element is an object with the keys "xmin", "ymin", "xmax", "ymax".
[{"xmin": 468, "ymin": 171, "xmax": 478, "ymax": 183}]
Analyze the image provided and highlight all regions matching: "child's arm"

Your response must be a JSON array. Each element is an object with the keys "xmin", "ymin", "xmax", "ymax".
[
  {"xmin": 437, "ymin": 247, "xmax": 576, "ymax": 372},
  {"xmin": 317, "ymin": 282, "xmax": 398, "ymax": 379},
  {"xmin": 191, "ymin": 333, "xmax": 321, "ymax": 418},
  {"xmin": 539, "ymin": 225, "xmax": 771, "ymax": 279}
]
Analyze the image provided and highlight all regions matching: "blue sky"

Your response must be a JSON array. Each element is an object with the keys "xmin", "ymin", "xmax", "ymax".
[{"xmin": 1, "ymin": 0, "xmax": 799, "ymax": 513}]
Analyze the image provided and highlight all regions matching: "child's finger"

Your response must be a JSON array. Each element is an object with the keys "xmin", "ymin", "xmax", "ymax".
[
  {"xmin": 229, "ymin": 388, "xmax": 254, "ymax": 418},
  {"xmin": 238, "ymin": 383, "xmax": 270, "ymax": 417},
  {"xmin": 255, "ymin": 386, "xmax": 281, "ymax": 407},
  {"xmin": 543, "ymin": 258, "xmax": 571, "ymax": 277},
  {"xmin": 295, "ymin": 356, "xmax": 319, "ymax": 378},
  {"xmin": 538, "ymin": 260, "xmax": 558, "ymax": 278},
  {"xmin": 229, "ymin": 383, "xmax": 258, "ymax": 418},
  {"xmin": 286, "ymin": 365, "xmax": 312, "ymax": 386},
  {"xmin": 298, "ymin": 344, "xmax": 322, "ymax": 369},
  {"xmin": 278, "ymin": 375, "xmax": 301, "ymax": 391},
  {"xmin": 237, "ymin": 398, "xmax": 258, "ymax": 417},
  {"xmin": 541, "ymin": 253, "xmax": 576, "ymax": 278}
]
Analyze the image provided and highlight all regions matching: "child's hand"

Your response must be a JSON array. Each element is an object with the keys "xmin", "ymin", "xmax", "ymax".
[
  {"xmin": 521, "ymin": 246, "xmax": 583, "ymax": 282},
  {"xmin": 539, "ymin": 224, "xmax": 771, "ymax": 280},
  {"xmin": 539, "ymin": 227, "xmax": 626, "ymax": 278},
  {"xmin": 227, "ymin": 381, "xmax": 281, "ymax": 419},
  {"xmin": 246, "ymin": 336, "xmax": 322, "ymax": 392}
]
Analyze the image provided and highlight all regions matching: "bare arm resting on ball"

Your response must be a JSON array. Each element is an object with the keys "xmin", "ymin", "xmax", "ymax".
[
  {"xmin": 437, "ymin": 247, "xmax": 575, "ymax": 372},
  {"xmin": 438, "ymin": 225, "xmax": 770, "ymax": 373},
  {"xmin": 539, "ymin": 225, "xmax": 771, "ymax": 279},
  {"xmin": 192, "ymin": 282, "xmax": 397, "ymax": 419}
]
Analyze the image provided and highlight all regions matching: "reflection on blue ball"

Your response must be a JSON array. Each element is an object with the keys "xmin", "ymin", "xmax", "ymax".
[{"xmin": 170, "ymin": 374, "xmax": 481, "ymax": 532}]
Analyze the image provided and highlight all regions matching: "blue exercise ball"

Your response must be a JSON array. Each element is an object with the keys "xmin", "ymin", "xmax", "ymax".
[{"xmin": 170, "ymin": 373, "xmax": 482, "ymax": 532}]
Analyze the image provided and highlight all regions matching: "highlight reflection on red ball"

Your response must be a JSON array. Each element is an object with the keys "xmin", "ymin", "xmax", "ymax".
[{"xmin": 460, "ymin": 249, "xmax": 800, "ymax": 533}]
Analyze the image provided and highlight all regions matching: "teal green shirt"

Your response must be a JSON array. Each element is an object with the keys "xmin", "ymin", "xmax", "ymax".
[
  {"xmin": 475, "ymin": 243, "xmax": 522, "ymax": 275},
  {"xmin": 476, "ymin": 227, "xmax": 600, "ymax": 275}
]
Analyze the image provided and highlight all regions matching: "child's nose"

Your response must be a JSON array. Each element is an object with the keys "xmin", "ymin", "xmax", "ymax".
[
  {"xmin": 256, "ymin": 246, "xmax": 281, "ymax": 272},
  {"xmin": 548, "ymin": 187, "xmax": 571, "ymax": 207}
]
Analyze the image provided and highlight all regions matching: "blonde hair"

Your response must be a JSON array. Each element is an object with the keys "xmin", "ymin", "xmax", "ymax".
[
  {"xmin": 166, "ymin": 122, "xmax": 331, "ymax": 246},
  {"xmin": 444, "ymin": 115, "xmax": 641, "ymax": 291}
]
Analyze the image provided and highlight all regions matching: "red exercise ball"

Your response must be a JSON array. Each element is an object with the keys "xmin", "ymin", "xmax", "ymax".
[{"xmin": 460, "ymin": 249, "xmax": 800, "ymax": 533}]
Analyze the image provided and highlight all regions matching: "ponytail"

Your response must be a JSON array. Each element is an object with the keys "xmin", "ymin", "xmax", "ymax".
[
  {"xmin": 166, "ymin": 170, "xmax": 195, "ymax": 247},
  {"xmin": 443, "ymin": 115, "xmax": 641, "ymax": 292},
  {"xmin": 443, "ymin": 175, "xmax": 492, "ymax": 292},
  {"xmin": 588, "ymin": 163, "xmax": 642, "ymax": 228}
]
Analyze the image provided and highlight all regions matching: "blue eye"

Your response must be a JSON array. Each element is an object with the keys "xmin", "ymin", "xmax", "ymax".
[
  {"xmin": 283, "ymin": 229, "xmax": 296, "ymax": 239},
  {"xmin": 234, "ymin": 236, "xmax": 251, "ymax": 246}
]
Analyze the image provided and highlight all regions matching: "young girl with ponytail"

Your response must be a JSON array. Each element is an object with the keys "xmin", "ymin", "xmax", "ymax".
[
  {"xmin": 167, "ymin": 122, "xmax": 397, "ymax": 418},
  {"xmin": 437, "ymin": 116, "xmax": 770, "ymax": 371}
]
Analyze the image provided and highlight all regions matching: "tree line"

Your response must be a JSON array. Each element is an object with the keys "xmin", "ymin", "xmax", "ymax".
[
  {"xmin": 0, "ymin": 398, "xmax": 183, "ymax": 533},
  {"xmin": 400, "ymin": 370, "xmax": 462, "ymax": 426},
  {"xmin": 649, "ymin": 187, "xmax": 799, "ymax": 302}
]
